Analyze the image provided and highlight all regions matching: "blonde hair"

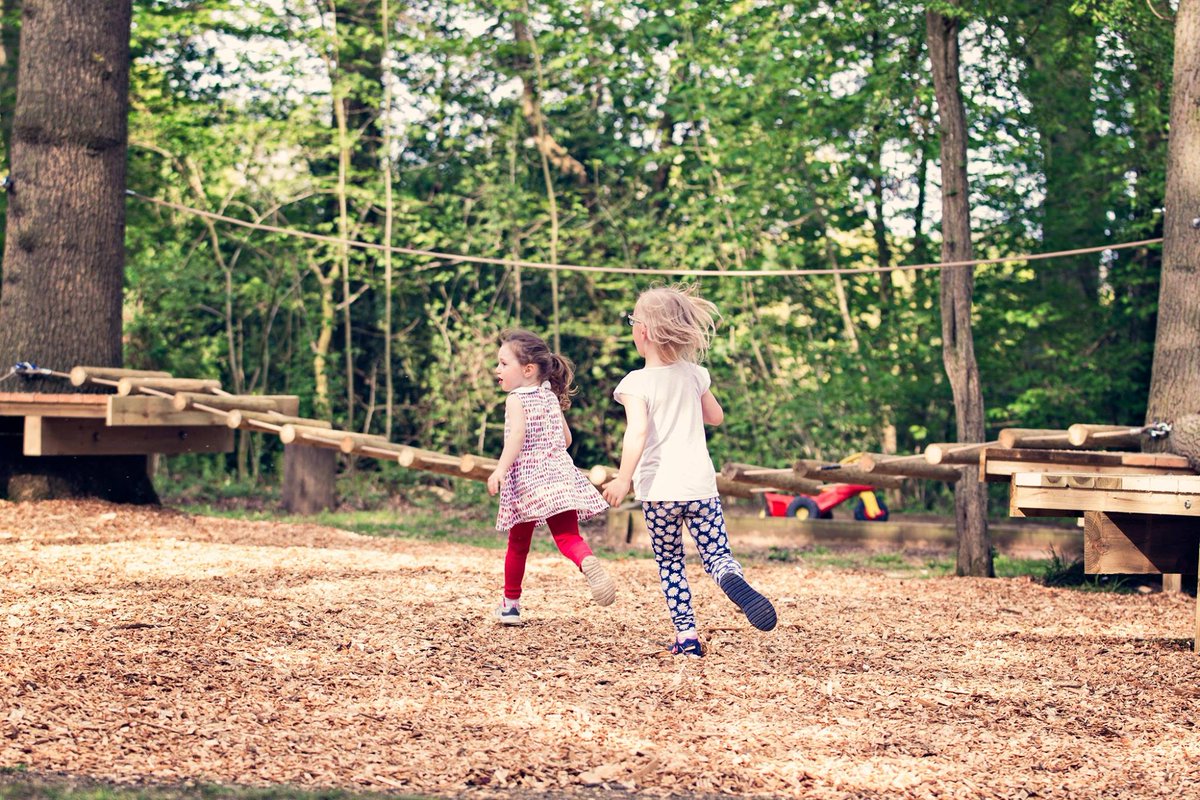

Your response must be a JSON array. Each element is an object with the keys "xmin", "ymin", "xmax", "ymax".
[
  {"xmin": 634, "ymin": 283, "xmax": 720, "ymax": 363},
  {"xmin": 499, "ymin": 329, "xmax": 577, "ymax": 410}
]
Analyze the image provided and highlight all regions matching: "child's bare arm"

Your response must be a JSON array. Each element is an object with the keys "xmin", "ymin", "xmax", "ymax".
[
  {"xmin": 602, "ymin": 395, "xmax": 649, "ymax": 506},
  {"xmin": 700, "ymin": 389, "xmax": 724, "ymax": 426},
  {"xmin": 488, "ymin": 395, "xmax": 526, "ymax": 495}
]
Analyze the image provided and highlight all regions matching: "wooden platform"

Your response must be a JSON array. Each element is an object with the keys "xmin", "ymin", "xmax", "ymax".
[{"xmin": 989, "ymin": 446, "xmax": 1200, "ymax": 651}]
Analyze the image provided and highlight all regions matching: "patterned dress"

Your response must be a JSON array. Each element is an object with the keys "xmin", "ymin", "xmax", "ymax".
[{"xmin": 495, "ymin": 382, "xmax": 609, "ymax": 531}]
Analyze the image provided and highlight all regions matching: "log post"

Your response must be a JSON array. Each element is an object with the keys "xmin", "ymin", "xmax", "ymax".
[
  {"xmin": 925, "ymin": 441, "xmax": 998, "ymax": 465},
  {"xmin": 793, "ymin": 459, "xmax": 904, "ymax": 489},
  {"xmin": 1067, "ymin": 423, "xmax": 1146, "ymax": 449},
  {"xmin": 858, "ymin": 453, "xmax": 963, "ymax": 482},
  {"xmin": 281, "ymin": 444, "xmax": 336, "ymax": 514},
  {"xmin": 997, "ymin": 428, "xmax": 1073, "ymax": 449},
  {"xmin": 69, "ymin": 366, "xmax": 171, "ymax": 387}
]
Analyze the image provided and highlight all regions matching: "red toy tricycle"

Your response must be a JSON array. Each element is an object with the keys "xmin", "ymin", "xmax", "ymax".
[{"xmin": 760, "ymin": 484, "xmax": 889, "ymax": 521}]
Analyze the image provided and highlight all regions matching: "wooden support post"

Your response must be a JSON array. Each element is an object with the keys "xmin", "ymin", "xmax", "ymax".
[
  {"xmin": 1067, "ymin": 424, "xmax": 1146, "ymax": 449},
  {"xmin": 281, "ymin": 444, "xmax": 336, "ymax": 514},
  {"xmin": 793, "ymin": 459, "xmax": 903, "ymax": 489},
  {"xmin": 858, "ymin": 453, "xmax": 962, "ymax": 482},
  {"xmin": 1082, "ymin": 511, "xmax": 1200, "ymax": 574},
  {"xmin": 116, "ymin": 378, "xmax": 223, "ymax": 396},
  {"xmin": 925, "ymin": 441, "xmax": 998, "ymax": 465},
  {"xmin": 69, "ymin": 366, "xmax": 171, "ymax": 386}
]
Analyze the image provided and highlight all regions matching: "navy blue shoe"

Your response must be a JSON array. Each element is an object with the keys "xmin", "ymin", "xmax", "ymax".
[
  {"xmin": 719, "ymin": 574, "xmax": 777, "ymax": 631},
  {"xmin": 669, "ymin": 638, "xmax": 704, "ymax": 657}
]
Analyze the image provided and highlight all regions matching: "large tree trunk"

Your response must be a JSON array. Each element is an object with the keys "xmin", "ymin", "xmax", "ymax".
[
  {"xmin": 926, "ymin": 3, "xmax": 992, "ymax": 577},
  {"xmin": 0, "ymin": 0, "xmax": 155, "ymax": 503},
  {"xmin": 1145, "ymin": 0, "xmax": 1200, "ymax": 428}
]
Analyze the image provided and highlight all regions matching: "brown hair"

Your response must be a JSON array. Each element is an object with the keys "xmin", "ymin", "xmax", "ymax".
[{"xmin": 499, "ymin": 329, "xmax": 577, "ymax": 410}]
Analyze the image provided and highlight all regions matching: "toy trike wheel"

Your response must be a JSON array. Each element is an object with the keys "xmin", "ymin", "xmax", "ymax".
[
  {"xmin": 786, "ymin": 496, "xmax": 820, "ymax": 519},
  {"xmin": 853, "ymin": 495, "xmax": 889, "ymax": 522}
]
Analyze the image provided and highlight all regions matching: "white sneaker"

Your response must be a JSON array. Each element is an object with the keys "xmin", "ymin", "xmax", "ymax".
[{"xmin": 495, "ymin": 604, "xmax": 523, "ymax": 625}]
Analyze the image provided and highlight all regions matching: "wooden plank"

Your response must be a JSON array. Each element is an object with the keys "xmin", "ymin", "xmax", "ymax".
[
  {"xmin": 23, "ymin": 417, "xmax": 233, "ymax": 456},
  {"xmin": 981, "ymin": 447, "xmax": 1193, "ymax": 482},
  {"xmin": 106, "ymin": 396, "xmax": 226, "ymax": 427},
  {"xmin": 0, "ymin": 392, "xmax": 109, "ymax": 418},
  {"xmin": 1082, "ymin": 511, "xmax": 1200, "ymax": 574},
  {"xmin": 1010, "ymin": 474, "xmax": 1200, "ymax": 517}
]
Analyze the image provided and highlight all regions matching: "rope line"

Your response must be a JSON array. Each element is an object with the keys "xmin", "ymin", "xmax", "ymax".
[{"xmin": 127, "ymin": 190, "xmax": 1164, "ymax": 279}]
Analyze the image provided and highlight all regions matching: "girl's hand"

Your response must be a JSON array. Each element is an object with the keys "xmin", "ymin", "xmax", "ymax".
[
  {"xmin": 487, "ymin": 469, "xmax": 505, "ymax": 496},
  {"xmin": 602, "ymin": 476, "xmax": 631, "ymax": 507}
]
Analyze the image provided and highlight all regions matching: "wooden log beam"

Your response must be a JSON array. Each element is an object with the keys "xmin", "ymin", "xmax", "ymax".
[
  {"xmin": 589, "ymin": 464, "xmax": 775, "ymax": 500},
  {"xmin": 1083, "ymin": 511, "xmax": 1200, "ymax": 575},
  {"xmin": 23, "ymin": 417, "xmax": 233, "ymax": 456},
  {"xmin": 997, "ymin": 428, "xmax": 1074, "ymax": 450},
  {"xmin": 171, "ymin": 393, "xmax": 300, "ymax": 415},
  {"xmin": 925, "ymin": 441, "xmax": 998, "ymax": 465},
  {"xmin": 793, "ymin": 459, "xmax": 904, "ymax": 490},
  {"xmin": 460, "ymin": 453, "xmax": 500, "ymax": 482},
  {"xmin": 116, "ymin": 377, "xmax": 222, "ymax": 397},
  {"xmin": 224, "ymin": 410, "xmax": 332, "ymax": 431},
  {"xmin": 69, "ymin": 366, "xmax": 171, "ymax": 387},
  {"xmin": 278, "ymin": 424, "xmax": 387, "ymax": 454},
  {"xmin": 721, "ymin": 463, "xmax": 822, "ymax": 494},
  {"xmin": 857, "ymin": 453, "xmax": 962, "ymax": 482},
  {"xmin": 1067, "ymin": 424, "xmax": 1146, "ymax": 449}
]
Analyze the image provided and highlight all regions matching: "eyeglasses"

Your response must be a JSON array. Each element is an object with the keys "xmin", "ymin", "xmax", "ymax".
[{"xmin": 626, "ymin": 315, "xmax": 641, "ymax": 327}]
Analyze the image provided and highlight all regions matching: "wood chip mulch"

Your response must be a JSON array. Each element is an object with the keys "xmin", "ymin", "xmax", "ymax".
[{"xmin": 2, "ymin": 499, "xmax": 1200, "ymax": 799}]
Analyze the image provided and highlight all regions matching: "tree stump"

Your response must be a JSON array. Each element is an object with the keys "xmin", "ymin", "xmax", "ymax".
[{"xmin": 281, "ymin": 444, "xmax": 336, "ymax": 514}]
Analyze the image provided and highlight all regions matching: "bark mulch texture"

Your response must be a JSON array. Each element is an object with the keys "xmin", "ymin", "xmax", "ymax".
[{"xmin": 2, "ymin": 500, "xmax": 1200, "ymax": 799}]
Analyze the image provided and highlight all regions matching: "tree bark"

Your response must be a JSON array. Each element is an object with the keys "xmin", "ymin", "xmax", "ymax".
[
  {"xmin": 0, "ymin": 0, "xmax": 155, "ymax": 503},
  {"xmin": 1146, "ymin": 0, "xmax": 1200, "ymax": 427},
  {"xmin": 926, "ymin": 3, "xmax": 992, "ymax": 577}
]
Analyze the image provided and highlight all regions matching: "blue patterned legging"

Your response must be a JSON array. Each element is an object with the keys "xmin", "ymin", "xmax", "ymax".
[{"xmin": 642, "ymin": 496, "xmax": 744, "ymax": 633}]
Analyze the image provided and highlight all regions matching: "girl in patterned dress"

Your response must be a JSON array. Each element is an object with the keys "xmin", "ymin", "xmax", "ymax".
[
  {"xmin": 487, "ymin": 330, "xmax": 615, "ymax": 625},
  {"xmin": 602, "ymin": 284, "xmax": 777, "ymax": 657}
]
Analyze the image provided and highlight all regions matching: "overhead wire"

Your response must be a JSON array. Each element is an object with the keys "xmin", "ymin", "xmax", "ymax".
[{"xmin": 127, "ymin": 190, "xmax": 1164, "ymax": 279}]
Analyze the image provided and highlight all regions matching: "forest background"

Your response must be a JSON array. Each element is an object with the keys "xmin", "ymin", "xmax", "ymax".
[{"xmin": 0, "ymin": 0, "xmax": 1176, "ymax": 514}]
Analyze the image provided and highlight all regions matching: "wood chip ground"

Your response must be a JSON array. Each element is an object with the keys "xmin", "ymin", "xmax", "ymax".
[{"xmin": 2, "ymin": 499, "xmax": 1199, "ymax": 798}]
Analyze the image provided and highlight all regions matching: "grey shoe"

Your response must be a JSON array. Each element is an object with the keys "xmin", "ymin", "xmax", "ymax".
[{"xmin": 581, "ymin": 555, "xmax": 616, "ymax": 606}]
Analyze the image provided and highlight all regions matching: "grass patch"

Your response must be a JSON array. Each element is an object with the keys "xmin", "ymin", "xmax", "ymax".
[{"xmin": 0, "ymin": 777, "xmax": 431, "ymax": 800}]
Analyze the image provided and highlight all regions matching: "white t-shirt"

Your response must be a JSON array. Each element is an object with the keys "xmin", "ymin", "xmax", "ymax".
[{"xmin": 613, "ymin": 361, "xmax": 718, "ymax": 502}]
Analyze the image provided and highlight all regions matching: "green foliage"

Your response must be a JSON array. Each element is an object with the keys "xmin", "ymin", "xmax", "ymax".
[{"xmin": 102, "ymin": 0, "xmax": 1176, "ymax": 510}]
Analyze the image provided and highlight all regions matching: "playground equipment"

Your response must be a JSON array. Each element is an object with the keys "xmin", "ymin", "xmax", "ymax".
[{"xmin": 759, "ymin": 485, "xmax": 889, "ymax": 521}]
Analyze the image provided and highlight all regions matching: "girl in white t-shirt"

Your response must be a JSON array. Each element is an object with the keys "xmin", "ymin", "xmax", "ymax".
[{"xmin": 602, "ymin": 285, "xmax": 777, "ymax": 657}]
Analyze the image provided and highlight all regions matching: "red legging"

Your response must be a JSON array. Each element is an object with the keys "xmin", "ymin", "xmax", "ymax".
[{"xmin": 504, "ymin": 509, "xmax": 593, "ymax": 600}]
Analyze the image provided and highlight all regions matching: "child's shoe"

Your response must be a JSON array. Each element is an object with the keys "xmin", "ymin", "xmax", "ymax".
[
  {"xmin": 719, "ymin": 573, "xmax": 777, "ymax": 631},
  {"xmin": 581, "ymin": 555, "xmax": 616, "ymax": 606},
  {"xmin": 669, "ymin": 637, "xmax": 704, "ymax": 658},
  {"xmin": 495, "ymin": 602, "xmax": 523, "ymax": 626}
]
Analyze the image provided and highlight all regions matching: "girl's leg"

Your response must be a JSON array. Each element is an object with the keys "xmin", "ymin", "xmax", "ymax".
[
  {"xmin": 643, "ymin": 501, "xmax": 696, "ymax": 634},
  {"xmin": 547, "ymin": 509, "xmax": 615, "ymax": 606},
  {"xmin": 504, "ymin": 521, "xmax": 536, "ymax": 601},
  {"xmin": 546, "ymin": 510, "xmax": 592, "ymax": 567},
  {"xmin": 682, "ymin": 497, "xmax": 743, "ymax": 583},
  {"xmin": 684, "ymin": 496, "xmax": 777, "ymax": 632}
]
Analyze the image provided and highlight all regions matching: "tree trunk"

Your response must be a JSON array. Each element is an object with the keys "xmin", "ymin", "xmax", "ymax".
[
  {"xmin": 0, "ymin": 0, "xmax": 155, "ymax": 503},
  {"xmin": 1146, "ymin": 0, "xmax": 1200, "ymax": 427},
  {"xmin": 926, "ymin": 3, "xmax": 992, "ymax": 577},
  {"xmin": 281, "ymin": 444, "xmax": 336, "ymax": 515}
]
